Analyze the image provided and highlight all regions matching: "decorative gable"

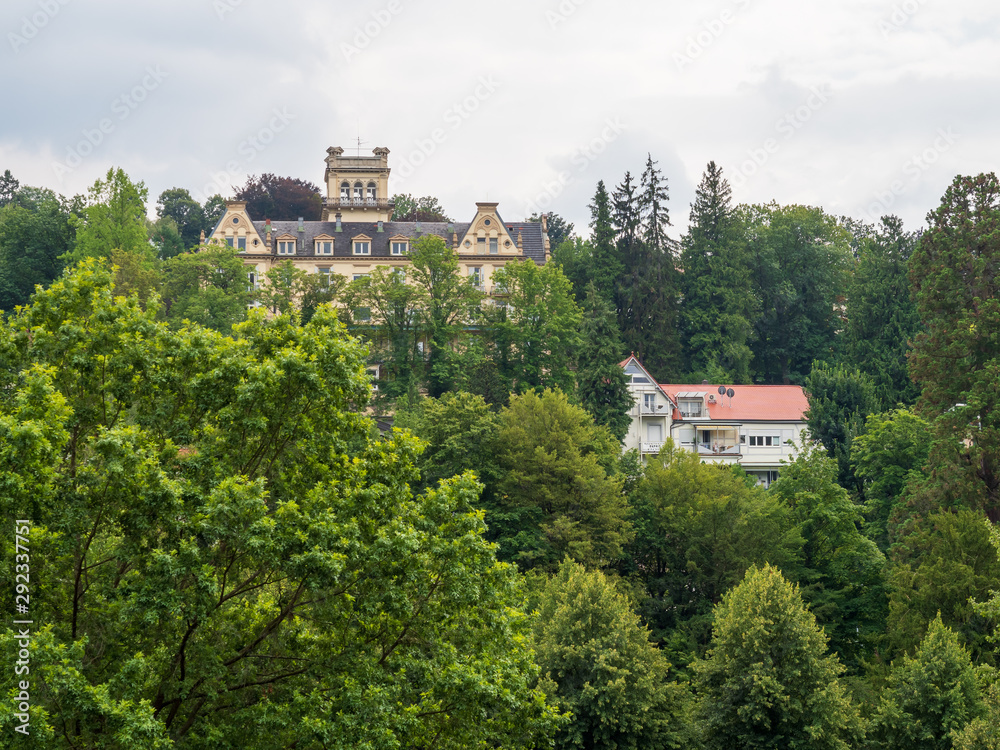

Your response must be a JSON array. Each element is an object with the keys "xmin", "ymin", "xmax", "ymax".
[
  {"xmin": 457, "ymin": 202, "xmax": 518, "ymax": 255},
  {"xmin": 210, "ymin": 200, "xmax": 267, "ymax": 253}
]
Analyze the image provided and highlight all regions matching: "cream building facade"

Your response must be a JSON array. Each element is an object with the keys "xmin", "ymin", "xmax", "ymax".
[
  {"xmin": 621, "ymin": 356, "xmax": 810, "ymax": 486},
  {"xmin": 205, "ymin": 146, "xmax": 550, "ymax": 292}
]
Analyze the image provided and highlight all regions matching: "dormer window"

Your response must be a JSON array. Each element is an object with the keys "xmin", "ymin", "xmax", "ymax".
[
  {"xmin": 315, "ymin": 239, "xmax": 333, "ymax": 255},
  {"xmin": 391, "ymin": 240, "xmax": 408, "ymax": 255},
  {"xmin": 277, "ymin": 240, "xmax": 296, "ymax": 255},
  {"xmin": 353, "ymin": 238, "xmax": 371, "ymax": 255}
]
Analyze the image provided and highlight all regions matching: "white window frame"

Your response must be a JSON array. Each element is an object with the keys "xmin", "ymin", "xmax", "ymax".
[
  {"xmin": 469, "ymin": 266, "xmax": 482, "ymax": 287},
  {"xmin": 277, "ymin": 240, "xmax": 296, "ymax": 255},
  {"xmin": 315, "ymin": 240, "xmax": 333, "ymax": 255},
  {"xmin": 391, "ymin": 240, "xmax": 408, "ymax": 255},
  {"xmin": 489, "ymin": 237, "xmax": 498, "ymax": 254},
  {"xmin": 353, "ymin": 240, "xmax": 371, "ymax": 256}
]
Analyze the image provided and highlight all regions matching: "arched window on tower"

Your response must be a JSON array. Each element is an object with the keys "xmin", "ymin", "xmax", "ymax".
[
  {"xmin": 340, "ymin": 182, "xmax": 350, "ymax": 201},
  {"xmin": 353, "ymin": 182, "xmax": 363, "ymax": 203},
  {"xmin": 366, "ymin": 182, "xmax": 376, "ymax": 204}
]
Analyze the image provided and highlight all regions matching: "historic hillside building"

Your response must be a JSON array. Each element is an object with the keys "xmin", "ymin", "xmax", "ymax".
[
  {"xmin": 621, "ymin": 356, "xmax": 809, "ymax": 486},
  {"xmin": 205, "ymin": 146, "xmax": 549, "ymax": 292}
]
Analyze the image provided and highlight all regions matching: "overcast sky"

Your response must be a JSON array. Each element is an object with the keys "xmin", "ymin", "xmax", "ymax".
[{"xmin": 2, "ymin": 0, "xmax": 997, "ymax": 236}]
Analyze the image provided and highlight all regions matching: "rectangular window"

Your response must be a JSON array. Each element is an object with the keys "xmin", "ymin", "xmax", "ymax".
[
  {"xmin": 355, "ymin": 307, "xmax": 371, "ymax": 321},
  {"xmin": 393, "ymin": 268, "xmax": 405, "ymax": 282},
  {"xmin": 489, "ymin": 237, "xmax": 498, "ymax": 254},
  {"xmin": 316, "ymin": 240, "xmax": 333, "ymax": 255},
  {"xmin": 679, "ymin": 400, "xmax": 703, "ymax": 418},
  {"xmin": 749, "ymin": 435, "xmax": 781, "ymax": 447},
  {"xmin": 352, "ymin": 273, "xmax": 368, "ymax": 281},
  {"xmin": 477, "ymin": 237, "xmax": 486, "ymax": 253},
  {"xmin": 278, "ymin": 240, "xmax": 295, "ymax": 255},
  {"xmin": 237, "ymin": 237, "xmax": 246, "ymax": 251},
  {"xmin": 247, "ymin": 271, "xmax": 258, "ymax": 291},
  {"xmin": 225, "ymin": 237, "xmax": 234, "ymax": 248},
  {"xmin": 318, "ymin": 268, "xmax": 331, "ymax": 287},
  {"xmin": 391, "ymin": 241, "xmax": 408, "ymax": 255},
  {"xmin": 353, "ymin": 241, "xmax": 370, "ymax": 255},
  {"xmin": 647, "ymin": 423, "xmax": 663, "ymax": 442},
  {"xmin": 469, "ymin": 266, "xmax": 482, "ymax": 287},
  {"xmin": 643, "ymin": 393, "xmax": 656, "ymax": 411}
]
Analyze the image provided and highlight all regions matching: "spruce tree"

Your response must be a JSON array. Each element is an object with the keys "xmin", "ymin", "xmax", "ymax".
[
  {"xmin": 696, "ymin": 564, "xmax": 864, "ymax": 750},
  {"xmin": 680, "ymin": 161, "xmax": 756, "ymax": 382},
  {"xmin": 588, "ymin": 179, "xmax": 621, "ymax": 308},
  {"xmin": 577, "ymin": 283, "xmax": 633, "ymax": 441},
  {"xmin": 614, "ymin": 160, "xmax": 681, "ymax": 380}
]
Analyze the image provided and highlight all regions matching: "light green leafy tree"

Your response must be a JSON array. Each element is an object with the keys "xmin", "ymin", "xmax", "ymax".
[
  {"xmin": 0, "ymin": 261, "xmax": 559, "ymax": 748},
  {"xmin": 494, "ymin": 389, "xmax": 629, "ymax": 571},
  {"xmin": 160, "ymin": 245, "xmax": 254, "ymax": 334},
  {"xmin": 851, "ymin": 408, "xmax": 931, "ymax": 550},
  {"xmin": 870, "ymin": 615, "xmax": 985, "ymax": 749},
  {"xmin": 769, "ymin": 443, "xmax": 888, "ymax": 672},
  {"xmin": 624, "ymin": 441, "xmax": 800, "ymax": 663},
  {"xmin": 488, "ymin": 259, "xmax": 582, "ymax": 396},
  {"xmin": 695, "ymin": 564, "xmax": 865, "ymax": 750},
  {"xmin": 65, "ymin": 167, "xmax": 150, "ymax": 263},
  {"xmin": 533, "ymin": 559, "xmax": 694, "ymax": 750}
]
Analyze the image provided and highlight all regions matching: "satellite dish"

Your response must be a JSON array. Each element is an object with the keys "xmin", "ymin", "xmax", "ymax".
[
  {"xmin": 718, "ymin": 386, "xmax": 726, "ymax": 395},
  {"xmin": 727, "ymin": 388, "xmax": 735, "ymax": 398}
]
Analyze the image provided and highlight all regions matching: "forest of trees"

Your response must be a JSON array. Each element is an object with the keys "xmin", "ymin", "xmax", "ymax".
[{"xmin": 1, "ymin": 161, "xmax": 1000, "ymax": 749}]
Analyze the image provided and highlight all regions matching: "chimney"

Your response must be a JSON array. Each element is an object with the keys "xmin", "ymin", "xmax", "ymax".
[
  {"xmin": 516, "ymin": 231, "xmax": 523, "ymax": 251},
  {"xmin": 452, "ymin": 231, "xmax": 459, "ymax": 249},
  {"xmin": 541, "ymin": 213, "xmax": 548, "ymax": 233},
  {"xmin": 335, "ymin": 213, "xmax": 342, "ymax": 232},
  {"xmin": 298, "ymin": 217, "xmax": 304, "ymax": 232},
  {"xmin": 415, "ymin": 221, "xmax": 422, "ymax": 234},
  {"xmin": 377, "ymin": 220, "xmax": 384, "ymax": 233}
]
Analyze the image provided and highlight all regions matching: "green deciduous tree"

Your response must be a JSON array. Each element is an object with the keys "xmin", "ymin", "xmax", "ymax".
[
  {"xmin": 0, "ymin": 260, "xmax": 559, "ymax": 748},
  {"xmin": 576, "ymin": 283, "xmax": 632, "ymax": 441},
  {"xmin": 407, "ymin": 235, "xmax": 483, "ymax": 396},
  {"xmin": 887, "ymin": 509, "xmax": 1000, "ymax": 664},
  {"xmin": 160, "ymin": 245, "xmax": 254, "ymax": 333},
  {"xmin": 533, "ymin": 559, "xmax": 694, "ymax": 750},
  {"xmin": 494, "ymin": 389, "xmax": 629, "ymax": 571},
  {"xmin": 852, "ymin": 408, "xmax": 932, "ymax": 550},
  {"xmin": 340, "ymin": 264, "xmax": 421, "ymax": 399},
  {"xmin": 0, "ymin": 186, "xmax": 71, "ymax": 311},
  {"xmin": 66, "ymin": 167, "xmax": 150, "ymax": 263},
  {"xmin": 390, "ymin": 193, "xmax": 451, "ymax": 222},
  {"xmin": 156, "ymin": 187, "xmax": 208, "ymax": 250},
  {"xmin": 489, "ymin": 259, "xmax": 581, "ymax": 396},
  {"xmin": 870, "ymin": 615, "xmax": 985, "ymax": 750},
  {"xmin": 695, "ymin": 564, "xmax": 864, "ymax": 750},
  {"xmin": 770, "ymin": 443, "xmax": 888, "ymax": 671},
  {"xmin": 743, "ymin": 203, "xmax": 852, "ymax": 384},
  {"xmin": 909, "ymin": 173, "xmax": 1000, "ymax": 521},
  {"xmin": 625, "ymin": 441, "xmax": 799, "ymax": 663},
  {"xmin": 805, "ymin": 360, "xmax": 882, "ymax": 495},
  {"xmin": 842, "ymin": 215, "xmax": 922, "ymax": 406}
]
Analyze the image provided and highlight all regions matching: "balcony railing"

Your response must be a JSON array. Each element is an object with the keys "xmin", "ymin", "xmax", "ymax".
[
  {"xmin": 327, "ymin": 198, "xmax": 393, "ymax": 210},
  {"xmin": 696, "ymin": 443, "xmax": 741, "ymax": 456},
  {"xmin": 641, "ymin": 442, "xmax": 665, "ymax": 454}
]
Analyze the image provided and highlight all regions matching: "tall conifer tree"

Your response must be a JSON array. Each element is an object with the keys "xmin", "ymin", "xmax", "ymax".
[
  {"xmin": 680, "ymin": 161, "xmax": 756, "ymax": 382},
  {"xmin": 577, "ymin": 283, "xmax": 633, "ymax": 441}
]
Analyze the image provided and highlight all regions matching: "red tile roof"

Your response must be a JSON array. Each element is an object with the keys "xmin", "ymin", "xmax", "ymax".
[{"xmin": 660, "ymin": 384, "xmax": 808, "ymax": 422}]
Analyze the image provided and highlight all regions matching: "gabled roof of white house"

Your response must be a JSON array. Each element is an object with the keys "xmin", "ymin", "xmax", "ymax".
[
  {"xmin": 619, "ymin": 355, "xmax": 678, "ymax": 409},
  {"xmin": 660, "ymin": 383, "xmax": 808, "ymax": 422}
]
